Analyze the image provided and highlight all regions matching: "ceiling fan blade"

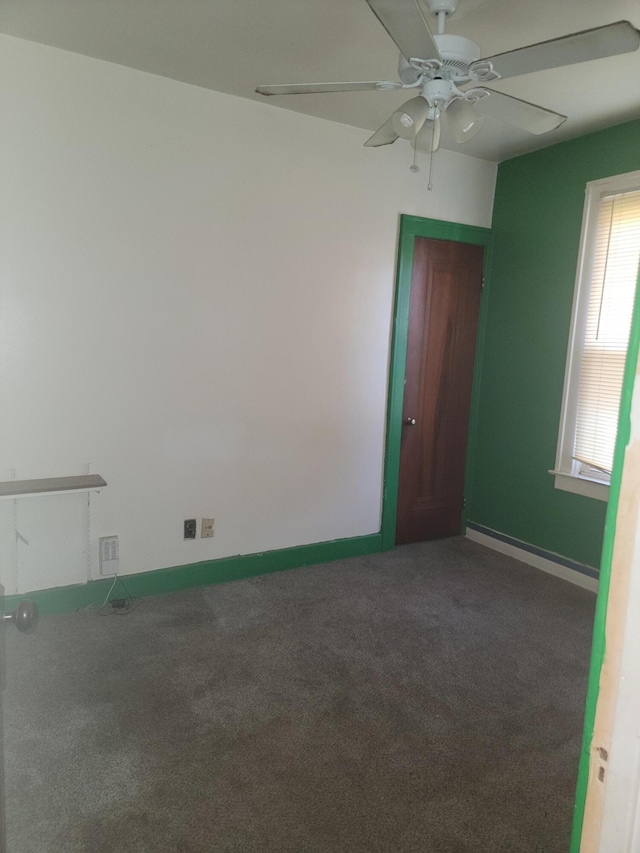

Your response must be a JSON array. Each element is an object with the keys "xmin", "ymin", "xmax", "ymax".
[
  {"xmin": 470, "ymin": 20, "xmax": 640, "ymax": 81},
  {"xmin": 366, "ymin": 0, "xmax": 441, "ymax": 63},
  {"xmin": 474, "ymin": 89, "xmax": 567, "ymax": 134},
  {"xmin": 256, "ymin": 81, "xmax": 398, "ymax": 96},
  {"xmin": 364, "ymin": 117, "xmax": 399, "ymax": 148}
]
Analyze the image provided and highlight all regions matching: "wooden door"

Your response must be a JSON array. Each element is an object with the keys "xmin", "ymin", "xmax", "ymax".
[{"xmin": 396, "ymin": 237, "xmax": 484, "ymax": 545}]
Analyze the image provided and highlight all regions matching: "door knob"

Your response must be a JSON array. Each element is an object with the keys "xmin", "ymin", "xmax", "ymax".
[
  {"xmin": 405, "ymin": 417, "xmax": 417, "ymax": 425},
  {"xmin": 4, "ymin": 600, "xmax": 38, "ymax": 633}
]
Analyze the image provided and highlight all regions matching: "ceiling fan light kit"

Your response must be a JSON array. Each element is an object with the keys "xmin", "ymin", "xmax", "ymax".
[
  {"xmin": 447, "ymin": 98, "xmax": 486, "ymax": 143},
  {"xmin": 414, "ymin": 113, "xmax": 441, "ymax": 153},
  {"xmin": 391, "ymin": 95, "xmax": 430, "ymax": 137},
  {"xmin": 256, "ymin": 0, "xmax": 640, "ymax": 171}
]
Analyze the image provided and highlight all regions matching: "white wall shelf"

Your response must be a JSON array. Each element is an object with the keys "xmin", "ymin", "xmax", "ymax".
[{"xmin": 0, "ymin": 475, "xmax": 107, "ymax": 500}]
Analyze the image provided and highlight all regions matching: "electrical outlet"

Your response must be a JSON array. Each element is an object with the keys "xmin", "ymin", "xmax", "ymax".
[
  {"xmin": 184, "ymin": 518, "xmax": 197, "ymax": 540},
  {"xmin": 201, "ymin": 518, "xmax": 214, "ymax": 538},
  {"xmin": 99, "ymin": 536, "xmax": 119, "ymax": 576}
]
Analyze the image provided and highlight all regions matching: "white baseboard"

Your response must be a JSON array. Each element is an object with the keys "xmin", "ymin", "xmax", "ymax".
[{"xmin": 466, "ymin": 526, "xmax": 599, "ymax": 593}]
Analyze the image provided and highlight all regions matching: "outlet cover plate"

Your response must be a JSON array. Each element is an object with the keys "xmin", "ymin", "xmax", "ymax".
[{"xmin": 201, "ymin": 518, "xmax": 214, "ymax": 538}]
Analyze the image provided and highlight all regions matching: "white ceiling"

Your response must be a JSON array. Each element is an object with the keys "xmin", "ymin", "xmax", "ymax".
[{"xmin": 2, "ymin": 0, "xmax": 639, "ymax": 162}]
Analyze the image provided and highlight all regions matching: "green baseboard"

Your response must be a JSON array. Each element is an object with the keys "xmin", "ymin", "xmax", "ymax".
[{"xmin": 5, "ymin": 533, "xmax": 383, "ymax": 615}]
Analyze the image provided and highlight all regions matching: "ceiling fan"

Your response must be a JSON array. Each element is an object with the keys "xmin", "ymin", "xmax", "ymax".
[{"xmin": 256, "ymin": 0, "xmax": 640, "ymax": 153}]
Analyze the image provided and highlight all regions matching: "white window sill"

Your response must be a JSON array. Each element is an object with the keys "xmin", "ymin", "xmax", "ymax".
[{"xmin": 549, "ymin": 470, "xmax": 609, "ymax": 502}]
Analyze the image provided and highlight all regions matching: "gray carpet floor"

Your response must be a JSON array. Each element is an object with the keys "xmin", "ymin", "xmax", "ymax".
[{"xmin": 4, "ymin": 538, "xmax": 596, "ymax": 853}]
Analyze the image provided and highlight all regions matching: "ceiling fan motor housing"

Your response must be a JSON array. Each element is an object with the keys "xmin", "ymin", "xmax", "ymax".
[
  {"xmin": 434, "ymin": 34, "xmax": 482, "ymax": 76},
  {"xmin": 399, "ymin": 33, "xmax": 481, "ymax": 84}
]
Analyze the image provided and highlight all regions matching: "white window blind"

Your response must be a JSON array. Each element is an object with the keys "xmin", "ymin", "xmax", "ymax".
[{"xmin": 574, "ymin": 189, "xmax": 640, "ymax": 475}]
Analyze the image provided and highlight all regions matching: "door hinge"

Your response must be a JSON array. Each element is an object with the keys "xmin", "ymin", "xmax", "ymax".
[
  {"xmin": 463, "ymin": 497, "xmax": 467, "ymax": 508},
  {"xmin": 481, "ymin": 275, "xmax": 485, "ymax": 292}
]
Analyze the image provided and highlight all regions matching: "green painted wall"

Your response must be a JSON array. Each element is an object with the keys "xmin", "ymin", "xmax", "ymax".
[{"xmin": 467, "ymin": 118, "xmax": 640, "ymax": 569}]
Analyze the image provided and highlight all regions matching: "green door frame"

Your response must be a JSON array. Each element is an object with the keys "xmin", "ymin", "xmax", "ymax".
[
  {"xmin": 569, "ymin": 263, "xmax": 640, "ymax": 850},
  {"xmin": 380, "ymin": 214, "xmax": 493, "ymax": 551}
]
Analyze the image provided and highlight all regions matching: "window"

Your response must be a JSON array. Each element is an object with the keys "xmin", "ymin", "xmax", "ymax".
[{"xmin": 554, "ymin": 171, "xmax": 640, "ymax": 502}]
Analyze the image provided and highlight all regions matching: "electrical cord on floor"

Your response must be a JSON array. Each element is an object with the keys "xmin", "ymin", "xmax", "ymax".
[{"xmin": 98, "ymin": 574, "xmax": 144, "ymax": 616}]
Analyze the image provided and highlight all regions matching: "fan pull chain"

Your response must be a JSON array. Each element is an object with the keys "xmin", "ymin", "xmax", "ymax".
[
  {"xmin": 409, "ymin": 145, "xmax": 419, "ymax": 174},
  {"xmin": 427, "ymin": 121, "xmax": 436, "ymax": 191}
]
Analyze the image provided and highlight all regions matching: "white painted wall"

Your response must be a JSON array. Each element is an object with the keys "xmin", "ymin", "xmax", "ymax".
[{"xmin": 0, "ymin": 35, "xmax": 496, "ymax": 593}]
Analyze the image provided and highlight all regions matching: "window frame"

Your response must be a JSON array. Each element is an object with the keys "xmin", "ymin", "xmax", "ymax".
[{"xmin": 553, "ymin": 169, "xmax": 640, "ymax": 503}]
